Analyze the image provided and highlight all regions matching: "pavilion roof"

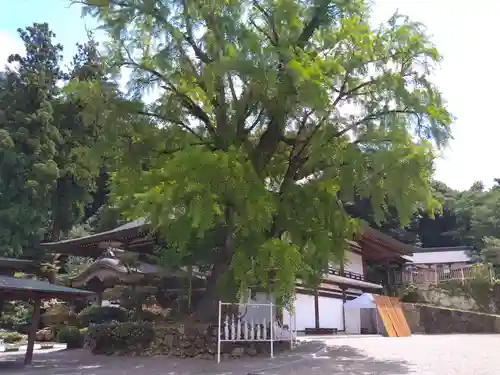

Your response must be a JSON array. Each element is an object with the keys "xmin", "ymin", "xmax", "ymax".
[
  {"xmin": 0, "ymin": 276, "xmax": 94, "ymax": 301},
  {"xmin": 0, "ymin": 257, "xmax": 38, "ymax": 272},
  {"xmin": 40, "ymin": 218, "xmax": 151, "ymax": 257},
  {"xmin": 40, "ymin": 217, "xmax": 413, "ymax": 262}
]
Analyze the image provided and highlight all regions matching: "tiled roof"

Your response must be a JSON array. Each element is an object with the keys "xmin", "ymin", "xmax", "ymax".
[{"xmin": 405, "ymin": 249, "xmax": 478, "ymax": 264}]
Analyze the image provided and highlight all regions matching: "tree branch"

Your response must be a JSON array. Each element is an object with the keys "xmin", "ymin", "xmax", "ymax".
[
  {"xmin": 332, "ymin": 109, "xmax": 420, "ymax": 139},
  {"xmin": 136, "ymin": 110, "xmax": 206, "ymax": 142}
]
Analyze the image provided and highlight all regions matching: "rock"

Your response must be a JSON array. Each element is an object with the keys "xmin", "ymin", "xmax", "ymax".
[
  {"xmin": 246, "ymin": 346, "xmax": 258, "ymax": 356},
  {"xmin": 194, "ymin": 337, "xmax": 205, "ymax": 348},
  {"xmin": 35, "ymin": 328, "xmax": 54, "ymax": 342},
  {"xmin": 164, "ymin": 334, "xmax": 175, "ymax": 347},
  {"xmin": 198, "ymin": 353, "xmax": 214, "ymax": 360},
  {"xmin": 231, "ymin": 347, "xmax": 245, "ymax": 357},
  {"xmin": 184, "ymin": 346, "xmax": 199, "ymax": 357},
  {"xmin": 180, "ymin": 339, "xmax": 192, "ymax": 348},
  {"xmin": 207, "ymin": 343, "xmax": 217, "ymax": 354}
]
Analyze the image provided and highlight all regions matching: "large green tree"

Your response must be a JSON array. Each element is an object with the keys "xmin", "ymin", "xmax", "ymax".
[
  {"xmin": 0, "ymin": 23, "xmax": 110, "ymax": 259},
  {"xmin": 0, "ymin": 23, "xmax": 63, "ymax": 257},
  {"xmin": 76, "ymin": 0, "xmax": 452, "ymax": 317}
]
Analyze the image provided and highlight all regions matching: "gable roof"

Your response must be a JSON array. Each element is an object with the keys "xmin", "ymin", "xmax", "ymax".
[{"xmin": 404, "ymin": 247, "xmax": 478, "ymax": 265}]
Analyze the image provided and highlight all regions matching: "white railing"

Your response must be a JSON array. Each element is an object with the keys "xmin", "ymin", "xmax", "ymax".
[
  {"xmin": 390, "ymin": 264, "xmax": 494, "ymax": 285},
  {"xmin": 217, "ymin": 301, "xmax": 297, "ymax": 363}
]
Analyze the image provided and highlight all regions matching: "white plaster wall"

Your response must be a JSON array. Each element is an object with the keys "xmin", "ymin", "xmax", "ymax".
[
  {"xmin": 318, "ymin": 296, "xmax": 344, "ymax": 330},
  {"xmin": 345, "ymin": 251, "xmax": 364, "ymax": 275},
  {"xmin": 293, "ymin": 294, "xmax": 316, "ymax": 331}
]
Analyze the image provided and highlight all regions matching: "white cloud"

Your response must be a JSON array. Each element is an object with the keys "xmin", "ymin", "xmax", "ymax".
[{"xmin": 0, "ymin": 31, "xmax": 25, "ymax": 70}]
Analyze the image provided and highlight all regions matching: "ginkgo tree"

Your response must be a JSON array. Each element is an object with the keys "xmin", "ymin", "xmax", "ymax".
[{"xmin": 74, "ymin": 0, "xmax": 452, "ymax": 318}]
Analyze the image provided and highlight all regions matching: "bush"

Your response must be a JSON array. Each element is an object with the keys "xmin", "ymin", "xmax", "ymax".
[
  {"xmin": 77, "ymin": 306, "xmax": 128, "ymax": 327},
  {"xmin": 56, "ymin": 326, "xmax": 84, "ymax": 349},
  {"xmin": 42, "ymin": 304, "xmax": 77, "ymax": 327},
  {"xmin": 135, "ymin": 309, "xmax": 159, "ymax": 322},
  {"xmin": 1, "ymin": 331, "xmax": 24, "ymax": 344},
  {"xmin": 87, "ymin": 322, "xmax": 155, "ymax": 355}
]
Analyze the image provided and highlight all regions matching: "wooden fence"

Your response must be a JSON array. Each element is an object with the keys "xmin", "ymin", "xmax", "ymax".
[{"xmin": 389, "ymin": 264, "xmax": 494, "ymax": 286}]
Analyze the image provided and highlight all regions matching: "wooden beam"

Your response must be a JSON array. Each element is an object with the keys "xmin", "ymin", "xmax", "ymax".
[{"xmin": 24, "ymin": 296, "xmax": 41, "ymax": 365}]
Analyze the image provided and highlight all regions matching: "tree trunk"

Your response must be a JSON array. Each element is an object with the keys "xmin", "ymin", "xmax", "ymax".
[{"xmin": 194, "ymin": 206, "xmax": 235, "ymax": 322}]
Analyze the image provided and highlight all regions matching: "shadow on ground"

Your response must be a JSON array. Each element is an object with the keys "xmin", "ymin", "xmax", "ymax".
[
  {"xmin": 0, "ymin": 341, "xmax": 410, "ymax": 375},
  {"xmin": 0, "ymin": 341, "xmax": 326, "ymax": 375},
  {"xmin": 267, "ymin": 345, "xmax": 411, "ymax": 375}
]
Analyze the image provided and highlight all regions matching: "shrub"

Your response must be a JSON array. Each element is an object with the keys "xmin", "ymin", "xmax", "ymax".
[
  {"xmin": 42, "ymin": 304, "xmax": 77, "ymax": 327},
  {"xmin": 1, "ymin": 331, "xmax": 24, "ymax": 344},
  {"xmin": 135, "ymin": 309, "xmax": 159, "ymax": 322},
  {"xmin": 77, "ymin": 306, "xmax": 128, "ymax": 327},
  {"xmin": 400, "ymin": 283, "xmax": 425, "ymax": 303},
  {"xmin": 56, "ymin": 326, "xmax": 84, "ymax": 349},
  {"xmin": 87, "ymin": 322, "xmax": 155, "ymax": 355}
]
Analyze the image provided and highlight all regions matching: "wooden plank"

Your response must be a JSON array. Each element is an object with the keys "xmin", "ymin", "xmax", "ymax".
[
  {"xmin": 373, "ymin": 295, "xmax": 397, "ymax": 337},
  {"xmin": 383, "ymin": 296, "xmax": 403, "ymax": 337},
  {"xmin": 389, "ymin": 297, "xmax": 411, "ymax": 337}
]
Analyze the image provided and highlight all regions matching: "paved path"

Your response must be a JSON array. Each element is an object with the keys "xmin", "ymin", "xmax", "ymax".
[{"xmin": 2, "ymin": 335, "xmax": 500, "ymax": 375}]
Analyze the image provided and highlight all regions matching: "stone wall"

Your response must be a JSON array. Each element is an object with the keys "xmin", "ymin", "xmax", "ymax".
[
  {"xmin": 419, "ymin": 286, "xmax": 477, "ymax": 311},
  {"xmin": 402, "ymin": 303, "xmax": 500, "ymax": 334},
  {"xmin": 87, "ymin": 322, "xmax": 290, "ymax": 359}
]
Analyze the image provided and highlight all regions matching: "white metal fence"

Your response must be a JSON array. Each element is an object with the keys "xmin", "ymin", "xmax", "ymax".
[{"xmin": 217, "ymin": 301, "xmax": 297, "ymax": 363}]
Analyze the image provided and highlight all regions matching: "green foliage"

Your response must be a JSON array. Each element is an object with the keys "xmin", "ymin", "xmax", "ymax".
[
  {"xmin": 0, "ymin": 23, "xmax": 63, "ymax": 256},
  {"xmin": 87, "ymin": 322, "xmax": 156, "ymax": 355},
  {"xmin": 0, "ymin": 23, "xmax": 112, "ymax": 259},
  {"xmin": 41, "ymin": 303, "xmax": 77, "ymax": 327},
  {"xmin": 1, "ymin": 331, "xmax": 24, "ymax": 344},
  {"xmin": 77, "ymin": 306, "xmax": 129, "ymax": 327},
  {"xmin": 0, "ymin": 302, "xmax": 33, "ymax": 332},
  {"xmin": 74, "ymin": 0, "xmax": 452, "ymax": 314},
  {"xmin": 56, "ymin": 325, "xmax": 84, "ymax": 349},
  {"xmin": 399, "ymin": 283, "xmax": 425, "ymax": 303},
  {"xmin": 440, "ymin": 264, "xmax": 498, "ymax": 313}
]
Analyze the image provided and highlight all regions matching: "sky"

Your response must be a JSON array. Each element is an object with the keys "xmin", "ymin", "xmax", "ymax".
[{"xmin": 0, "ymin": 0, "xmax": 495, "ymax": 192}]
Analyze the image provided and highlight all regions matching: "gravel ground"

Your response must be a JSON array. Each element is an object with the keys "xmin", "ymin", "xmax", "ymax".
[
  {"xmin": 265, "ymin": 334, "xmax": 500, "ymax": 375},
  {"xmin": 2, "ymin": 335, "xmax": 499, "ymax": 375}
]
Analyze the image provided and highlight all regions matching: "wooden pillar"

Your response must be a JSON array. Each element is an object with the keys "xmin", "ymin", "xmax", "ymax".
[
  {"xmin": 314, "ymin": 292, "xmax": 320, "ymax": 329},
  {"xmin": 96, "ymin": 290, "xmax": 103, "ymax": 306},
  {"xmin": 341, "ymin": 288, "xmax": 347, "ymax": 332},
  {"xmin": 25, "ymin": 296, "xmax": 41, "ymax": 366}
]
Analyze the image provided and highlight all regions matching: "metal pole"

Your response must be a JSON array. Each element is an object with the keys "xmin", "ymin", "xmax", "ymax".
[
  {"xmin": 270, "ymin": 302, "xmax": 274, "ymax": 358},
  {"xmin": 217, "ymin": 300, "xmax": 222, "ymax": 363}
]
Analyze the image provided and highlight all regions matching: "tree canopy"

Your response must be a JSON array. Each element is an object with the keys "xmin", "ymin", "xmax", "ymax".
[
  {"xmin": 70, "ymin": 0, "xmax": 452, "ymax": 317},
  {"xmin": 0, "ymin": 23, "xmax": 112, "ymax": 259}
]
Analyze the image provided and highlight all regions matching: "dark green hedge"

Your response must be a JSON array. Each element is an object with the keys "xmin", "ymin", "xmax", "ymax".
[
  {"xmin": 56, "ymin": 326, "xmax": 84, "ymax": 349},
  {"xmin": 77, "ymin": 306, "xmax": 129, "ymax": 327},
  {"xmin": 87, "ymin": 322, "xmax": 156, "ymax": 355}
]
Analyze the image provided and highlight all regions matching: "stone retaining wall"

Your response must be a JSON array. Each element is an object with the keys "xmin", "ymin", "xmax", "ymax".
[
  {"xmin": 402, "ymin": 303, "xmax": 500, "ymax": 334},
  {"xmin": 87, "ymin": 322, "xmax": 290, "ymax": 359}
]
